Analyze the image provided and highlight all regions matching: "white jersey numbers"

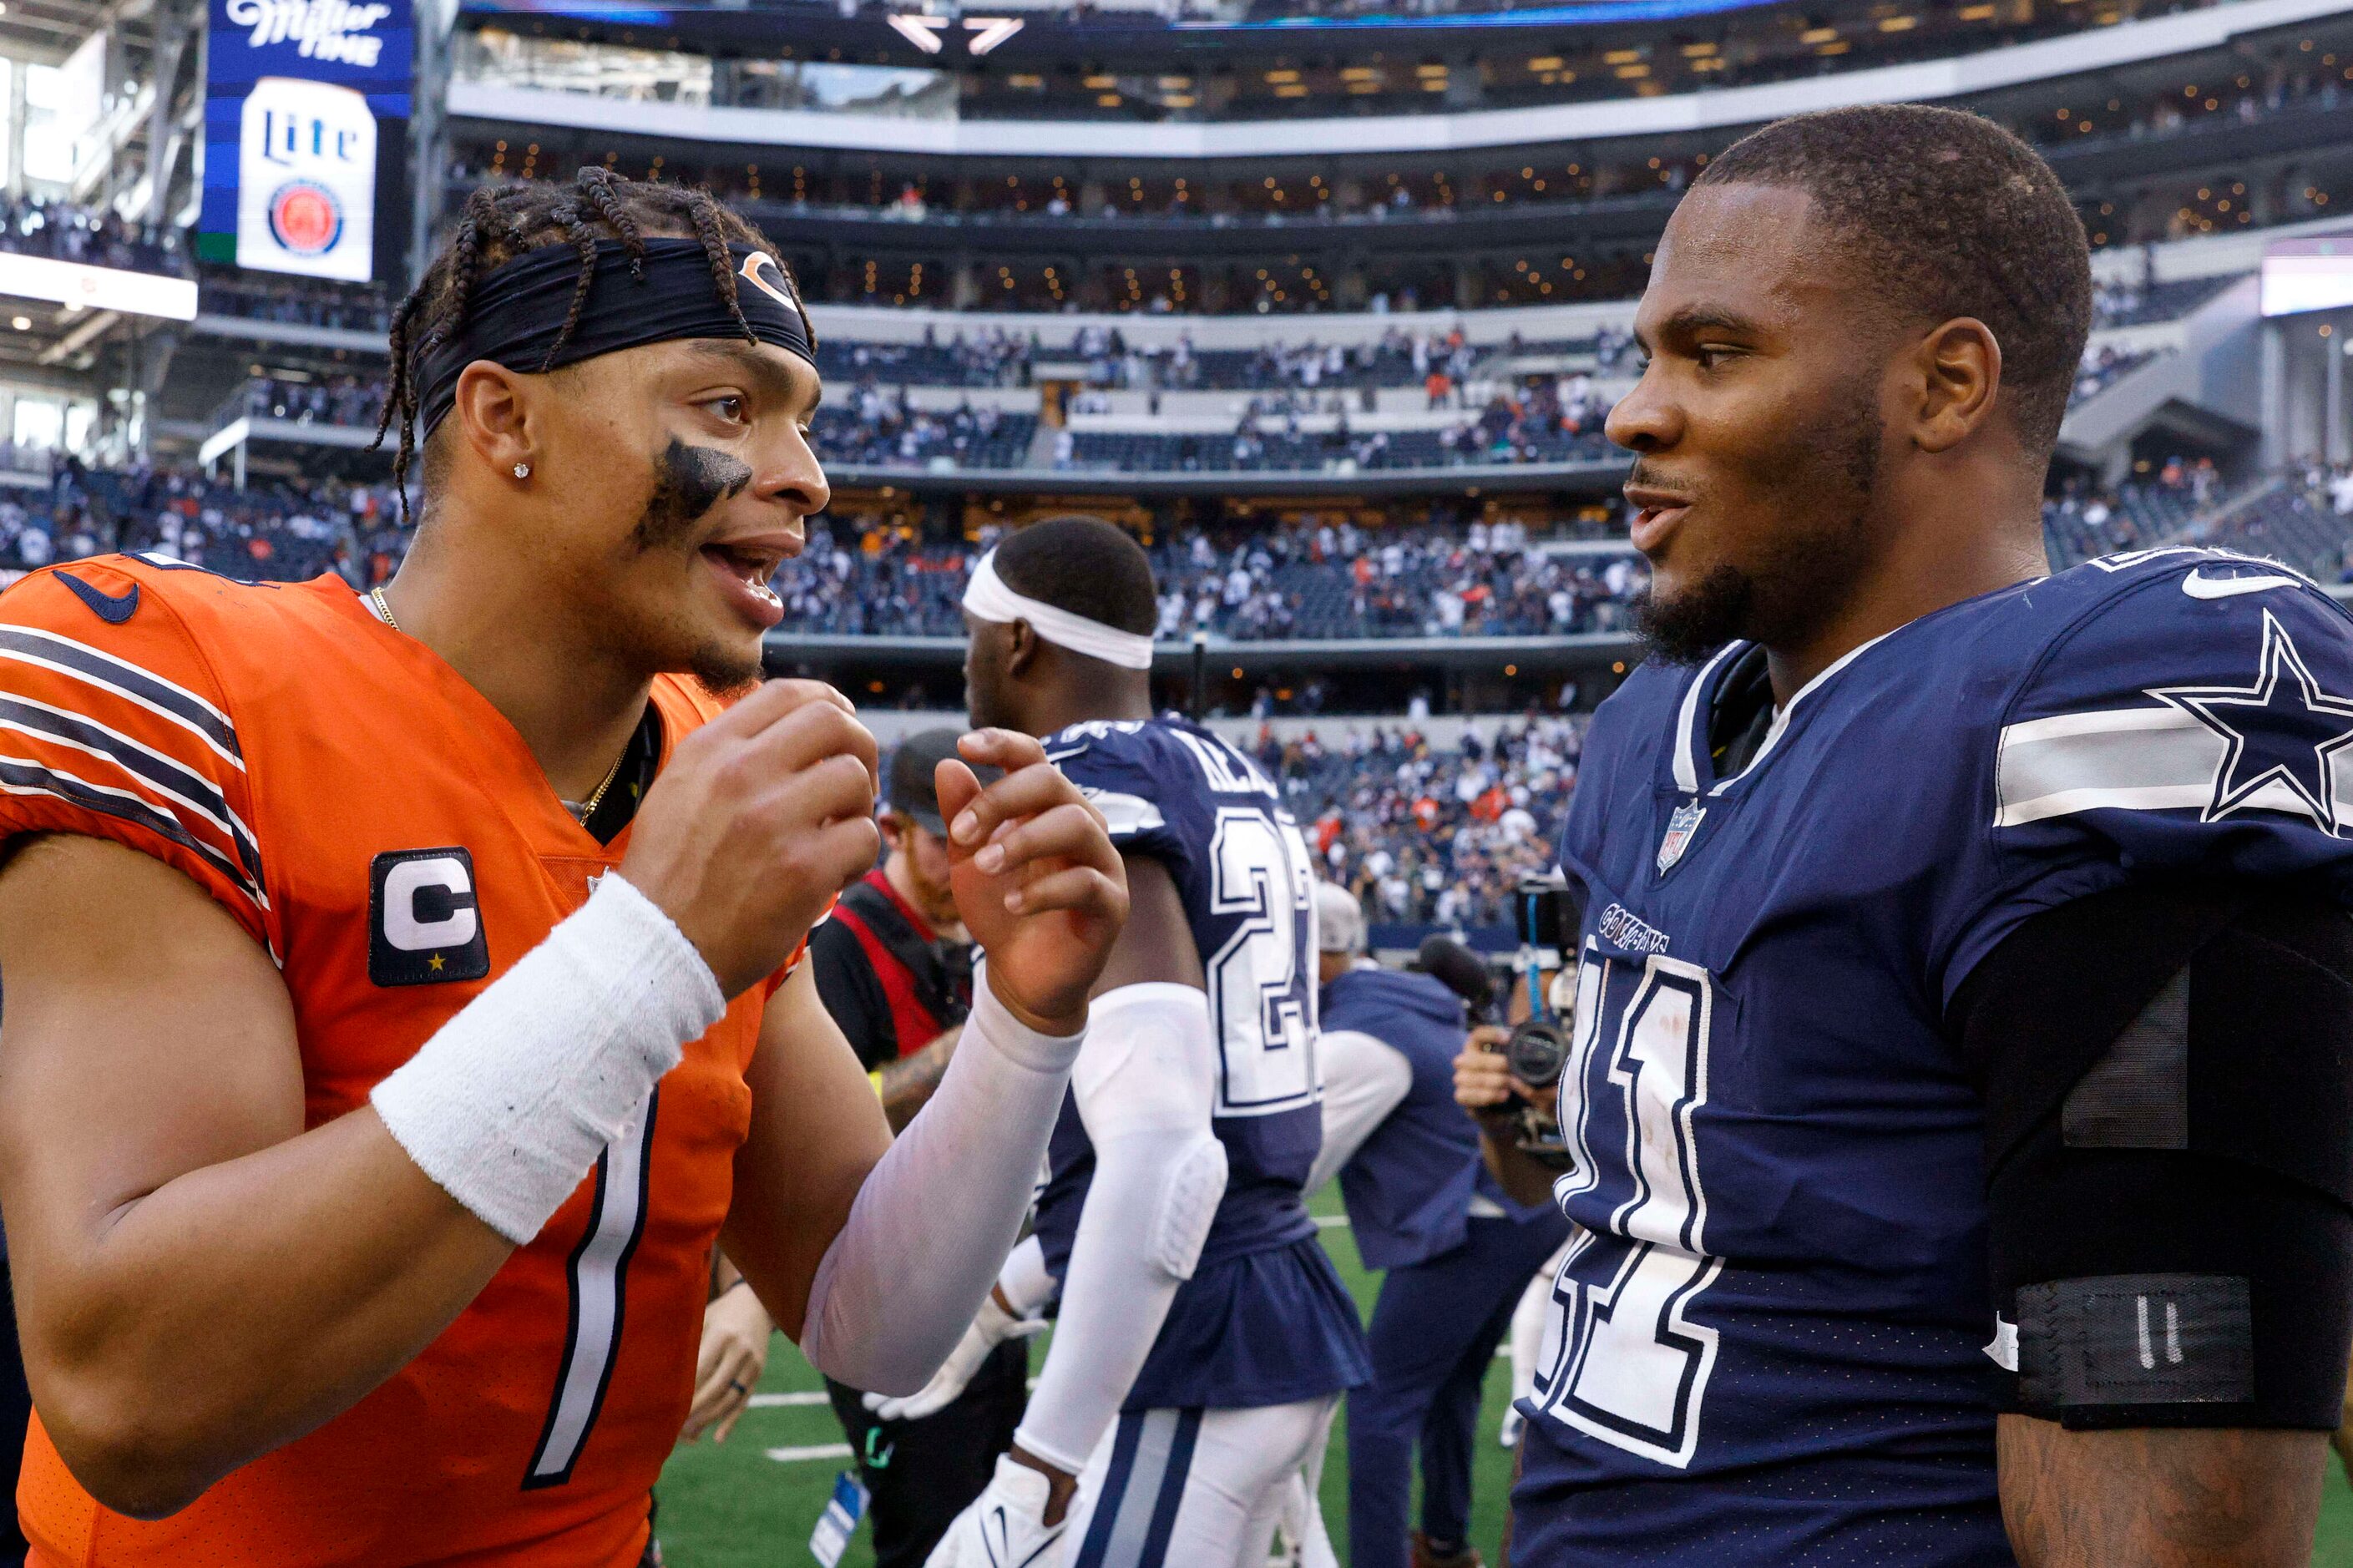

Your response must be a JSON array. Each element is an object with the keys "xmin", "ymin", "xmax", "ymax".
[{"xmin": 1534, "ymin": 953, "xmax": 1724, "ymax": 1469}]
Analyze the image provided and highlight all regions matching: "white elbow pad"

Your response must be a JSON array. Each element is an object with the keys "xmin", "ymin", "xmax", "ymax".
[{"xmin": 1152, "ymin": 1136, "xmax": 1228, "ymax": 1280}]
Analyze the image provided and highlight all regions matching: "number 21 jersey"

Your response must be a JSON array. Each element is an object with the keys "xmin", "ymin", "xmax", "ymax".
[{"xmin": 1035, "ymin": 716, "xmax": 1369, "ymax": 1411}]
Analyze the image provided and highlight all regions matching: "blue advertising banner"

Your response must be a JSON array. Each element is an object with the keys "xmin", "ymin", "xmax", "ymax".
[{"xmin": 200, "ymin": 0, "xmax": 415, "ymax": 281}]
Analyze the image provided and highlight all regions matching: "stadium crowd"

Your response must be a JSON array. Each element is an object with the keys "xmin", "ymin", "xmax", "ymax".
[
  {"xmin": 1284, "ymin": 716, "xmax": 1586, "ymax": 931},
  {"xmin": 771, "ymin": 514, "xmax": 1648, "ymax": 641},
  {"xmin": 0, "ymin": 196, "xmax": 189, "ymax": 277}
]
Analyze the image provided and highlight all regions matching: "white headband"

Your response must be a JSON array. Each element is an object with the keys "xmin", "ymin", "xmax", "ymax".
[{"xmin": 962, "ymin": 549, "xmax": 1157, "ymax": 670}]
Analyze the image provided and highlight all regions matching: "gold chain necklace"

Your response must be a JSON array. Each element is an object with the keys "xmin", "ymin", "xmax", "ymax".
[{"xmin": 367, "ymin": 586, "xmax": 627, "ymax": 823}]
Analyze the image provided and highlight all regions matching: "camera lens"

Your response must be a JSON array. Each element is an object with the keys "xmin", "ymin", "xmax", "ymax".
[{"xmin": 1505, "ymin": 1019, "xmax": 1569, "ymax": 1088}]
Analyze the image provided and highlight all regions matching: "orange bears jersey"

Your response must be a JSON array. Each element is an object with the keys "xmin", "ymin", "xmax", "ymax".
[{"xmin": 0, "ymin": 554, "xmax": 799, "ymax": 1567}]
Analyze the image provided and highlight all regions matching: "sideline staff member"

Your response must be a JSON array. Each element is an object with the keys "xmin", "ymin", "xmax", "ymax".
[
  {"xmin": 811, "ymin": 730, "xmax": 1028, "ymax": 1568},
  {"xmin": 1309, "ymin": 896, "xmax": 1566, "ymax": 1568}
]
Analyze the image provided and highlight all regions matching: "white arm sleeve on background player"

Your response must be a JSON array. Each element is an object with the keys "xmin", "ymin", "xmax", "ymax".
[
  {"xmin": 370, "ymin": 873, "xmax": 726, "ymax": 1246},
  {"xmin": 1013, "ymin": 983, "xmax": 1227, "ymax": 1475},
  {"xmin": 1304, "ymin": 1029, "xmax": 1413, "ymax": 1196},
  {"xmin": 998, "ymin": 1232, "xmax": 1057, "ymax": 1318},
  {"xmin": 798, "ymin": 965, "xmax": 1086, "ymax": 1395}
]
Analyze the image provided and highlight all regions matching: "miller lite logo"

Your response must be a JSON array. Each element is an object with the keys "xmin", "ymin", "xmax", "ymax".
[
  {"xmin": 224, "ymin": 0, "xmax": 392, "ymax": 65},
  {"xmin": 1657, "ymin": 799, "xmax": 1707, "ymax": 875},
  {"xmin": 266, "ymin": 179, "xmax": 342, "ymax": 255},
  {"xmin": 237, "ymin": 76, "xmax": 375, "ymax": 281}
]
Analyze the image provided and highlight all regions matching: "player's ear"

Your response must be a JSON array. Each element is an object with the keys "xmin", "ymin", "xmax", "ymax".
[
  {"xmin": 449, "ymin": 361, "xmax": 539, "ymax": 486},
  {"xmin": 1005, "ymin": 620, "xmax": 1041, "ymax": 679},
  {"xmin": 1911, "ymin": 316, "xmax": 2001, "ymax": 456}
]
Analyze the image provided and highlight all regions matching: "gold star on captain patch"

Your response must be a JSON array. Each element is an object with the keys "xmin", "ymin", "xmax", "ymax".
[{"xmin": 428, "ymin": 953, "xmax": 444, "ymax": 972}]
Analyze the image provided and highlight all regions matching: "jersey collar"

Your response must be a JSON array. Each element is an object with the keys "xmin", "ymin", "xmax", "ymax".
[{"xmin": 1667, "ymin": 631, "xmax": 1895, "ymax": 798}]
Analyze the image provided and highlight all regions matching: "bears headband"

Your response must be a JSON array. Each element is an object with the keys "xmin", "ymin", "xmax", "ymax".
[{"xmin": 414, "ymin": 237, "xmax": 816, "ymax": 441}]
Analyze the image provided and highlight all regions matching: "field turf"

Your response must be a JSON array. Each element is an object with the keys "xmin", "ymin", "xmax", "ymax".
[{"xmin": 654, "ymin": 1186, "xmax": 2353, "ymax": 1566}]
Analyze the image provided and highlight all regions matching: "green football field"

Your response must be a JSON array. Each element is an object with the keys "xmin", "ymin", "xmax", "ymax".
[{"xmin": 653, "ymin": 1187, "xmax": 2353, "ymax": 1567}]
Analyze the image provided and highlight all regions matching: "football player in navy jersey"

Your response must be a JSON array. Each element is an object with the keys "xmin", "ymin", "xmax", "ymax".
[
  {"xmin": 1479, "ymin": 104, "xmax": 2353, "ymax": 1567},
  {"xmin": 927, "ymin": 516, "xmax": 1370, "ymax": 1568}
]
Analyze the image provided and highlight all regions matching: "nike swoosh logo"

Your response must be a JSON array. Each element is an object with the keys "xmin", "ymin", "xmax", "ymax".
[
  {"xmin": 54, "ymin": 569, "xmax": 138, "ymax": 624},
  {"xmin": 2181, "ymin": 569, "xmax": 2303, "ymax": 599}
]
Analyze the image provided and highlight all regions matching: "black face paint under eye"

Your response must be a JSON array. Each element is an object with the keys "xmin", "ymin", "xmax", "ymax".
[{"xmin": 632, "ymin": 438, "xmax": 753, "ymax": 554}]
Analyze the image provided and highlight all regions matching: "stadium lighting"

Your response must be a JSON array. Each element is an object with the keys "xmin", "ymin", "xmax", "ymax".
[
  {"xmin": 963, "ymin": 17, "xmax": 1025, "ymax": 56},
  {"xmin": 886, "ymin": 14, "xmax": 947, "ymax": 53}
]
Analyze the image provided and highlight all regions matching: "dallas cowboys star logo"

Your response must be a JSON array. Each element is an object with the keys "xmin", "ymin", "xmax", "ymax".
[{"xmin": 2148, "ymin": 609, "xmax": 2353, "ymax": 834}]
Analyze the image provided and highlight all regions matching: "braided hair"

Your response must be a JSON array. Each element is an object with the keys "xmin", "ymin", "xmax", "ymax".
[{"xmin": 372, "ymin": 169, "xmax": 814, "ymax": 526}]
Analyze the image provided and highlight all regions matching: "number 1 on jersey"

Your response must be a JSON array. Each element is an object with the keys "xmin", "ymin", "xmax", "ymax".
[{"xmin": 524, "ymin": 1089, "xmax": 659, "ymax": 1489}]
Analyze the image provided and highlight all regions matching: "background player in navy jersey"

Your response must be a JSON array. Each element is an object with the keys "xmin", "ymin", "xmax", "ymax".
[
  {"xmin": 1307, "ymin": 905, "xmax": 1568, "ymax": 1568},
  {"xmin": 928, "ymin": 515, "xmax": 1370, "ymax": 1568},
  {"xmin": 1470, "ymin": 103, "xmax": 2353, "ymax": 1567}
]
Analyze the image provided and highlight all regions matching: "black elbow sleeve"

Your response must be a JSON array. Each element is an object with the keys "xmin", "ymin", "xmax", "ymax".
[{"xmin": 1955, "ymin": 883, "xmax": 2353, "ymax": 1429}]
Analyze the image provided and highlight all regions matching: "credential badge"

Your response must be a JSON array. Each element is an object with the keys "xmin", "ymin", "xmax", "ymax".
[{"xmin": 1657, "ymin": 800, "xmax": 1708, "ymax": 874}]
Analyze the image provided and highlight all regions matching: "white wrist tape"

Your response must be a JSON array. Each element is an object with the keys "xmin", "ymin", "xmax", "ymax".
[
  {"xmin": 371, "ymin": 873, "xmax": 726, "ymax": 1245},
  {"xmin": 798, "ymin": 964, "xmax": 1085, "ymax": 1393}
]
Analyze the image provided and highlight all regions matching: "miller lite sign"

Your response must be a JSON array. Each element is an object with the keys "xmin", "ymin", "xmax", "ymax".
[
  {"xmin": 200, "ymin": 0, "xmax": 409, "ymax": 276},
  {"xmin": 236, "ymin": 77, "xmax": 375, "ymax": 281}
]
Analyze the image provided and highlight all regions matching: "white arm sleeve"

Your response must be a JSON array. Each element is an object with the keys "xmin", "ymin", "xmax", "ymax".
[
  {"xmin": 1012, "ymin": 982, "xmax": 1226, "ymax": 1474},
  {"xmin": 797, "ymin": 964, "xmax": 1084, "ymax": 1395},
  {"xmin": 997, "ymin": 1232, "xmax": 1057, "ymax": 1318},
  {"xmin": 1303, "ymin": 1029, "xmax": 1414, "ymax": 1197}
]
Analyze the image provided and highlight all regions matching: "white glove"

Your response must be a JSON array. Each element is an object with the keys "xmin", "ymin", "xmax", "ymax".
[
  {"xmin": 864, "ymin": 1289, "xmax": 1048, "ymax": 1424},
  {"xmin": 926, "ymin": 1453, "xmax": 1070, "ymax": 1568}
]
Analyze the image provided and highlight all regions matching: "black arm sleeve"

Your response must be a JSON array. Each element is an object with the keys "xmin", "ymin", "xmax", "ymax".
[
  {"xmin": 1951, "ymin": 880, "xmax": 2353, "ymax": 1429},
  {"xmin": 807, "ymin": 918, "xmax": 897, "ymax": 1072}
]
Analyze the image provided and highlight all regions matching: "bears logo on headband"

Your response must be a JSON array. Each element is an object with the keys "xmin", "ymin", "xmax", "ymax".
[
  {"xmin": 739, "ymin": 251, "xmax": 799, "ymax": 313},
  {"xmin": 411, "ymin": 238, "xmax": 817, "ymax": 443}
]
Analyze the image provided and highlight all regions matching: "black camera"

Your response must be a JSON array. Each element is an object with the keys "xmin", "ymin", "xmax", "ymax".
[
  {"xmin": 1505, "ymin": 1017, "xmax": 1569, "ymax": 1088},
  {"xmin": 1497, "ymin": 878, "xmax": 1579, "ymax": 1168}
]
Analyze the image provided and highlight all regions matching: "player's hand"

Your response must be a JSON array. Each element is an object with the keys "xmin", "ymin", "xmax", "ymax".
[
  {"xmin": 619, "ymin": 679, "xmax": 879, "ymax": 997},
  {"xmin": 1456, "ymin": 1026, "xmax": 1545, "ymax": 1123},
  {"xmin": 927, "ymin": 1453, "xmax": 1071, "ymax": 1568},
  {"xmin": 940, "ymin": 731, "xmax": 1129, "ymax": 1034},
  {"xmin": 680, "ymin": 1283, "xmax": 772, "ymax": 1445},
  {"xmin": 863, "ymin": 1286, "xmax": 1047, "ymax": 1424}
]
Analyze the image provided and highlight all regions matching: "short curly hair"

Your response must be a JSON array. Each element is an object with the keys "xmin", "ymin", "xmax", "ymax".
[
  {"xmin": 994, "ymin": 515, "xmax": 1158, "ymax": 637},
  {"xmin": 1693, "ymin": 104, "xmax": 2091, "ymax": 454}
]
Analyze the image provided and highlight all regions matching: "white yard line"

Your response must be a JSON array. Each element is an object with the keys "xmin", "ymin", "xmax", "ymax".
[
  {"xmin": 764, "ymin": 1442, "xmax": 854, "ymax": 1464},
  {"xmin": 748, "ymin": 1391, "xmax": 832, "ymax": 1408}
]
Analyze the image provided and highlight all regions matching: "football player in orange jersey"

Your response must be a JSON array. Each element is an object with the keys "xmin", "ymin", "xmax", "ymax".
[{"xmin": 0, "ymin": 170, "xmax": 1130, "ymax": 1567}]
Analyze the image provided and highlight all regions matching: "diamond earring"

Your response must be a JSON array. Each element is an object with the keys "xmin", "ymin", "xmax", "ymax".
[{"xmin": 513, "ymin": 462, "xmax": 531, "ymax": 480}]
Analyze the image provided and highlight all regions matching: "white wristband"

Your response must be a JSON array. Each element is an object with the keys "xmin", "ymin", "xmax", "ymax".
[{"xmin": 371, "ymin": 873, "xmax": 726, "ymax": 1245}]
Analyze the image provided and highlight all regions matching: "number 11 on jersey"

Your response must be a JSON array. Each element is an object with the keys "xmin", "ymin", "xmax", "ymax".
[{"xmin": 1533, "ymin": 953, "xmax": 1723, "ymax": 1469}]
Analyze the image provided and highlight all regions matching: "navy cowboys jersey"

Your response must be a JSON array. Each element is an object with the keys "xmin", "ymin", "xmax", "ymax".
[
  {"xmin": 1034, "ymin": 716, "xmax": 1370, "ymax": 1410},
  {"xmin": 1515, "ymin": 549, "xmax": 2353, "ymax": 1565}
]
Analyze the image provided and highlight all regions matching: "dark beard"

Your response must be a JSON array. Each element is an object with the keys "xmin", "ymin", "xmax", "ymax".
[
  {"xmin": 688, "ymin": 641, "xmax": 765, "ymax": 700},
  {"xmin": 1632, "ymin": 382, "xmax": 1885, "ymax": 666},
  {"xmin": 1634, "ymin": 563, "xmax": 1754, "ymax": 664}
]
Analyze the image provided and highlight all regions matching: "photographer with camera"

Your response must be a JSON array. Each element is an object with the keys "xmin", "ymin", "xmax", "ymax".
[
  {"xmin": 1453, "ymin": 884, "xmax": 1580, "ymax": 1213},
  {"xmin": 1312, "ymin": 886, "xmax": 1567, "ymax": 1568}
]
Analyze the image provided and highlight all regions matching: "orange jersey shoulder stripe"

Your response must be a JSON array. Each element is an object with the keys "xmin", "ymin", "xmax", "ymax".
[{"xmin": 0, "ymin": 563, "xmax": 269, "ymax": 945}]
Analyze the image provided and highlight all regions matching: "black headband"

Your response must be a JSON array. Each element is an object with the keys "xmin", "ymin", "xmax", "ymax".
[{"xmin": 414, "ymin": 237, "xmax": 817, "ymax": 440}]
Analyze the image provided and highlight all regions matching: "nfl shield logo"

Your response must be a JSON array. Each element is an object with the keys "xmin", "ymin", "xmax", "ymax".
[{"xmin": 1657, "ymin": 800, "xmax": 1708, "ymax": 874}]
